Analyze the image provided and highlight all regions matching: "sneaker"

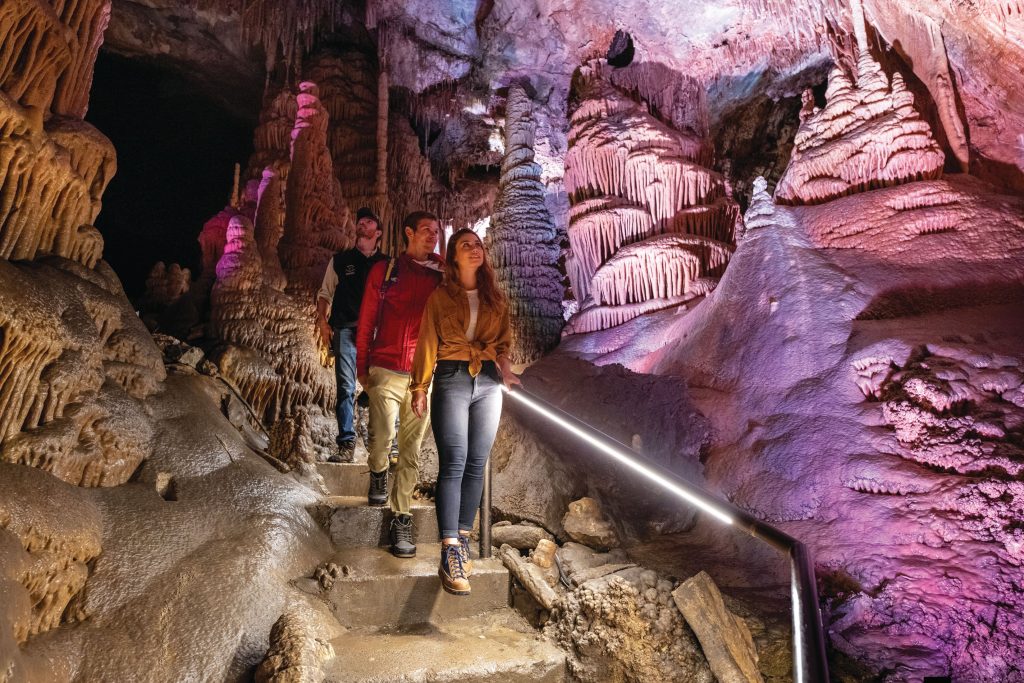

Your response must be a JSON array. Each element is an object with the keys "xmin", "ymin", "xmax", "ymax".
[
  {"xmin": 458, "ymin": 534, "xmax": 474, "ymax": 576},
  {"xmin": 389, "ymin": 514, "xmax": 416, "ymax": 558},
  {"xmin": 439, "ymin": 543, "xmax": 470, "ymax": 595},
  {"xmin": 368, "ymin": 469, "xmax": 388, "ymax": 506},
  {"xmin": 328, "ymin": 440, "xmax": 355, "ymax": 463}
]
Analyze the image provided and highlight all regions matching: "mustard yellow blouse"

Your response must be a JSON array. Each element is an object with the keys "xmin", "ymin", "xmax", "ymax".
[{"xmin": 410, "ymin": 280, "xmax": 512, "ymax": 393}]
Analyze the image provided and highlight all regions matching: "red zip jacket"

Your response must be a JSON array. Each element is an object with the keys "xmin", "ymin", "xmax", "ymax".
[{"xmin": 356, "ymin": 252, "xmax": 443, "ymax": 377}]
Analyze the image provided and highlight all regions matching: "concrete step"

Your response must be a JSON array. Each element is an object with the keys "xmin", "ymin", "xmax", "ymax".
[
  {"xmin": 323, "ymin": 611, "xmax": 567, "ymax": 682},
  {"xmin": 327, "ymin": 496, "xmax": 439, "ymax": 548},
  {"xmin": 318, "ymin": 461, "xmax": 372, "ymax": 497},
  {"xmin": 325, "ymin": 544, "xmax": 510, "ymax": 628}
]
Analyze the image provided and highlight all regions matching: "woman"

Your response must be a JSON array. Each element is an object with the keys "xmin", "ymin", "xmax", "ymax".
[{"xmin": 410, "ymin": 228, "xmax": 521, "ymax": 596}]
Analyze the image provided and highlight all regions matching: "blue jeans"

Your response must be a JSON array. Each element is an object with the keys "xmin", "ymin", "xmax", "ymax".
[
  {"xmin": 333, "ymin": 327, "xmax": 358, "ymax": 445},
  {"xmin": 431, "ymin": 360, "xmax": 503, "ymax": 539}
]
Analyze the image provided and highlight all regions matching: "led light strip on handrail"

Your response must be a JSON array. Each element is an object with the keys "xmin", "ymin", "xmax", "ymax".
[
  {"xmin": 504, "ymin": 386, "xmax": 735, "ymax": 525},
  {"xmin": 501, "ymin": 384, "xmax": 830, "ymax": 683}
]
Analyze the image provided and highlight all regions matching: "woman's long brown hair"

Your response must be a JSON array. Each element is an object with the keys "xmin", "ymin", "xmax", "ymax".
[{"xmin": 444, "ymin": 228, "xmax": 506, "ymax": 310}]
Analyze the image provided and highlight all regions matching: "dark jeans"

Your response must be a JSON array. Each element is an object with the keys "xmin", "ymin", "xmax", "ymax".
[
  {"xmin": 333, "ymin": 327, "xmax": 358, "ymax": 445},
  {"xmin": 431, "ymin": 360, "xmax": 503, "ymax": 539}
]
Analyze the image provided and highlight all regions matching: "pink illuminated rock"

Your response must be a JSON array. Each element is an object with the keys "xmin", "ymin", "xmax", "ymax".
[
  {"xmin": 279, "ymin": 81, "xmax": 354, "ymax": 299},
  {"xmin": 563, "ymin": 60, "xmax": 738, "ymax": 333},
  {"xmin": 775, "ymin": 49, "xmax": 945, "ymax": 205}
]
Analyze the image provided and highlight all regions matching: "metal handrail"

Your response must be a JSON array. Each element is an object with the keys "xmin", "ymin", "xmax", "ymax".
[{"xmin": 482, "ymin": 384, "xmax": 829, "ymax": 683}]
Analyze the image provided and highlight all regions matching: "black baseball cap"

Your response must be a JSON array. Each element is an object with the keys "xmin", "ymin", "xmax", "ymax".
[{"xmin": 356, "ymin": 207, "xmax": 381, "ymax": 226}]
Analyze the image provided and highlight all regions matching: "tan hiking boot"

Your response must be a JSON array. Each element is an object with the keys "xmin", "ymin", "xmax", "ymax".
[{"xmin": 439, "ymin": 543, "xmax": 470, "ymax": 596}]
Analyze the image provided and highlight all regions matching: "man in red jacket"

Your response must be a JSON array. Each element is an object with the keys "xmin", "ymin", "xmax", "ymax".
[{"xmin": 356, "ymin": 211, "xmax": 443, "ymax": 558}]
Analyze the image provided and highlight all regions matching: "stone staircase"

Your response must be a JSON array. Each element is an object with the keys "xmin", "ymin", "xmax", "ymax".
[{"xmin": 315, "ymin": 460, "xmax": 567, "ymax": 682}]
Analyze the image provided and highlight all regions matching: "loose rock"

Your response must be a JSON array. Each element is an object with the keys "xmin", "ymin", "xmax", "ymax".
[
  {"xmin": 672, "ymin": 571, "xmax": 763, "ymax": 683},
  {"xmin": 561, "ymin": 497, "xmax": 620, "ymax": 550},
  {"xmin": 491, "ymin": 523, "xmax": 554, "ymax": 550}
]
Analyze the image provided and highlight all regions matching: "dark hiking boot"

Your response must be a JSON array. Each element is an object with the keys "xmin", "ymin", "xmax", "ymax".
[
  {"xmin": 458, "ymin": 533, "xmax": 473, "ymax": 576},
  {"xmin": 328, "ymin": 440, "xmax": 355, "ymax": 463},
  {"xmin": 368, "ymin": 469, "xmax": 388, "ymax": 506},
  {"xmin": 439, "ymin": 543, "xmax": 470, "ymax": 596},
  {"xmin": 390, "ymin": 514, "xmax": 416, "ymax": 558}
]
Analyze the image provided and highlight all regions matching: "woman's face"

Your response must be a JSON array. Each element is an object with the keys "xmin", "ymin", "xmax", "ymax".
[{"xmin": 453, "ymin": 233, "xmax": 485, "ymax": 274}]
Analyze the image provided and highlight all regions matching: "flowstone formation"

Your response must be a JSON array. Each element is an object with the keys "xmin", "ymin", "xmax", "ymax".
[
  {"xmin": 0, "ymin": 5, "xmax": 335, "ymax": 681},
  {"xmin": 563, "ymin": 60, "xmax": 739, "ymax": 335},
  {"xmin": 487, "ymin": 82, "xmax": 564, "ymax": 363}
]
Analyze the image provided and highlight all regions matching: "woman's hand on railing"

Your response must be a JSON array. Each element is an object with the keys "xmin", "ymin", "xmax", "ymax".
[
  {"xmin": 411, "ymin": 389, "xmax": 428, "ymax": 419},
  {"xmin": 497, "ymin": 355, "xmax": 522, "ymax": 391}
]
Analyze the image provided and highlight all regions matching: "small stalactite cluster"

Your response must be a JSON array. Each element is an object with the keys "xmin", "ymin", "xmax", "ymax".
[
  {"xmin": 774, "ymin": 47, "xmax": 946, "ymax": 205},
  {"xmin": 190, "ymin": 0, "xmax": 347, "ymax": 72},
  {"xmin": 486, "ymin": 83, "xmax": 563, "ymax": 364},
  {"xmin": 563, "ymin": 60, "xmax": 739, "ymax": 335}
]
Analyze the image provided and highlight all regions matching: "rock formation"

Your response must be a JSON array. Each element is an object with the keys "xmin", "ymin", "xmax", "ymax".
[
  {"xmin": 548, "ymin": 34, "xmax": 1024, "ymax": 680},
  {"xmin": 279, "ymin": 81, "xmax": 353, "ymax": 299},
  {"xmin": 774, "ymin": 48, "xmax": 945, "ymax": 205},
  {"xmin": 0, "ymin": 6, "xmax": 336, "ymax": 681},
  {"xmin": 211, "ymin": 214, "xmax": 335, "ymax": 427},
  {"xmin": 548, "ymin": 572, "xmax": 714, "ymax": 682},
  {"xmin": 563, "ymin": 60, "xmax": 739, "ymax": 334},
  {"xmin": 487, "ymin": 82, "xmax": 564, "ymax": 363}
]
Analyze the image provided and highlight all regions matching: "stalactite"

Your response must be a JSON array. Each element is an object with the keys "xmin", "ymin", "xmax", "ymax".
[
  {"xmin": 563, "ymin": 60, "xmax": 739, "ymax": 334},
  {"xmin": 0, "ymin": 95, "xmax": 115, "ymax": 266},
  {"xmin": 486, "ymin": 83, "xmax": 563, "ymax": 363}
]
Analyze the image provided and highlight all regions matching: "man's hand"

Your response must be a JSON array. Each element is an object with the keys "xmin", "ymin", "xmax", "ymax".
[
  {"xmin": 317, "ymin": 318, "xmax": 333, "ymax": 347},
  {"xmin": 358, "ymin": 374, "xmax": 369, "ymax": 390},
  {"xmin": 411, "ymin": 390, "xmax": 428, "ymax": 419}
]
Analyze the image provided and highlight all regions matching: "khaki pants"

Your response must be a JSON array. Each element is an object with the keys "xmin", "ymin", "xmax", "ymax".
[{"xmin": 366, "ymin": 366, "xmax": 431, "ymax": 516}]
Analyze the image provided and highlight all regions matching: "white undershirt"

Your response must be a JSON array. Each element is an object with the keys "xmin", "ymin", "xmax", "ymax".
[{"xmin": 465, "ymin": 290, "xmax": 480, "ymax": 341}]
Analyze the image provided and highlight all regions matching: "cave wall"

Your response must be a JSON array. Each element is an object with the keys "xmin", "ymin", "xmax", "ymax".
[
  {"xmin": 0, "ymin": 4, "xmax": 332, "ymax": 681},
  {"xmin": 2, "ymin": 0, "xmax": 1024, "ymax": 680}
]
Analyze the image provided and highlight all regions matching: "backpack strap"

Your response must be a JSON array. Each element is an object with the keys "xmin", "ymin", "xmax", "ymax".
[{"xmin": 374, "ymin": 257, "xmax": 399, "ymax": 335}]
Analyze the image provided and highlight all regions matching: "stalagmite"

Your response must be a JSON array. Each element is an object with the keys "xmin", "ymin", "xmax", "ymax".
[
  {"xmin": 487, "ymin": 83, "xmax": 564, "ymax": 363},
  {"xmin": 774, "ymin": 49, "xmax": 945, "ymax": 205},
  {"xmin": 210, "ymin": 215, "xmax": 336, "ymax": 425},
  {"xmin": 279, "ymin": 81, "xmax": 354, "ymax": 299}
]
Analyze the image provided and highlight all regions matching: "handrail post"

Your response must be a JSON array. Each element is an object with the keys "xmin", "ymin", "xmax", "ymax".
[
  {"xmin": 790, "ymin": 542, "xmax": 829, "ymax": 683},
  {"xmin": 480, "ymin": 457, "xmax": 492, "ymax": 558}
]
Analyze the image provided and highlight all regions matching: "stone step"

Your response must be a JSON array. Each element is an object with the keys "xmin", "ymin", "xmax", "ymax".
[
  {"xmin": 323, "ymin": 612, "xmax": 567, "ymax": 683},
  {"xmin": 318, "ymin": 461, "xmax": 372, "ymax": 497},
  {"xmin": 325, "ymin": 544, "xmax": 510, "ymax": 628},
  {"xmin": 327, "ymin": 496, "xmax": 439, "ymax": 548}
]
